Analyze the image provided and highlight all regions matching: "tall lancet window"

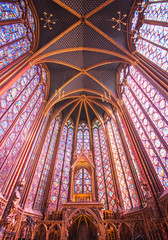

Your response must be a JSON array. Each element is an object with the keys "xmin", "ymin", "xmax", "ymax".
[
  {"xmin": 0, "ymin": 64, "xmax": 47, "ymax": 194},
  {"xmin": 92, "ymin": 119, "xmax": 116, "ymax": 211},
  {"xmin": 25, "ymin": 114, "xmax": 61, "ymax": 210},
  {"xmin": 130, "ymin": 0, "xmax": 168, "ymax": 72},
  {"xmin": 119, "ymin": 65, "xmax": 168, "ymax": 189},
  {"xmin": 48, "ymin": 119, "xmax": 74, "ymax": 211},
  {"xmin": 0, "ymin": 0, "xmax": 37, "ymax": 71},
  {"xmin": 106, "ymin": 115, "xmax": 139, "ymax": 210},
  {"xmin": 76, "ymin": 122, "xmax": 90, "ymax": 157}
]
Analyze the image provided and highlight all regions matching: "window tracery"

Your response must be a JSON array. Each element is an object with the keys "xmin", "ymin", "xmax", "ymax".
[
  {"xmin": 106, "ymin": 115, "xmax": 139, "ymax": 209},
  {"xmin": 130, "ymin": 0, "xmax": 168, "ymax": 72},
  {"xmin": 20, "ymin": 112, "xmax": 50, "ymax": 185},
  {"xmin": 26, "ymin": 115, "xmax": 61, "ymax": 209},
  {"xmin": 74, "ymin": 168, "xmax": 92, "ymax": 194},
  {"xmin": 48, "ymin": 119, "xmax": 74, "ymax": 211},
  {"xmin": 119, "ymin": 65, "xmax": 168, "ymax": 189},
  {"xmin": 0, "ymin": 64, "xmax": 47, "ymax": 193},
  {"xmin": 92, "ymin": 119, "xmax": 116, "ymax": 211},
  {"xmin": 76, "ymin": 122, "xmax": 90, "ymax": 157},
  {"xmin": 0, "ymin": 0, "xmax": 36, "ymax": 71}
]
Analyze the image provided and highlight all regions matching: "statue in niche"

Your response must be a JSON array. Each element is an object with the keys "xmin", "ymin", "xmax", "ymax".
[
  {"xmin": 115, "ymin": 197, "xmax": 122, "ymax": 218},
  {"xmin": 140, "ymin": 179, "xmax": 151, "ymax": 200},
  {"xmin": 6, "ymin": 178, "xmax": 25, "ymax": 225},
  {"xmin": 140, "ymin": 179, "xmax": 159, "ymax": 218}
]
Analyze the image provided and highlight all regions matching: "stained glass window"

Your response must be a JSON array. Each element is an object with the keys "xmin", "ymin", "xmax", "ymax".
[
  {"xmin": 119, "ymin": 65, "xmax": 168, "ymax": 189},
  {"xmin": 0, "ymin": 0, "xmax": 36, "ymax": 71},
  {"xmin": 74, "ymin": 168, "xmax": 92, "ymax": 194},
  {"xmin": 92, "ymin": 120, "xmax": 116, "ymax": 211},
  {"xmin": 106, "ymin": 116, "xmax": 139, "ymax": 209},
  {"xmin": 130, "ymin": 0, "xmax": 168, "ymax": 72},
  {"xmin": 0, "ymin": 64, "xmax": 47, "ymax": 193},
  {"xmin": 20, "ymin": 112, "xmax": 50, "ymax": 182},
  {"xmin": 58, "ymin": 122, "xmax": 74, "ymax": 210},
  {"xmin": 48, "ymin": 119, "xmax": 74, "ymax": 211},
  {"xmin": 116, "ymin": 111, "xmax": 142, "ymax": 182},
  {"xmin": 76, "ymin": 122, "xmax": 90, "ymax": 157},
  {"xmin": 25, "ymin": 115, "xmax": 61, "ymax": 209}
]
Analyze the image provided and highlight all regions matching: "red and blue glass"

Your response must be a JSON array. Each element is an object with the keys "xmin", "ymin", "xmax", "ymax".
[
  {"xmin": 131, "ymin": 0, "xmax": 168, "ymax": 72},
  {"xmin": 0, "ymin": 0, "xmax": 36, "ymax": 70},
  {"xmin": 120, "ymin": 65, "xmax": 168, "ymax": 189},
  {"xmin": 93, "ymin": 120, "xmax": 116, "ymax": 211}
]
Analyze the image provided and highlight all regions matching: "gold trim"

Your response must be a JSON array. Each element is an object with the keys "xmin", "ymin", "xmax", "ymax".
[
  {"xmin": 37, "ymin": 58, "xmax": 81, "ymax": 71},
  {"xmin": 29, "ymin": 20, "xmax": 81, "ymax": 61},
  {"xmin": 32, "ymin": 47, "xmax": 133, "ymax": 64},
  {"xmin": 85, "ymin": 0, "xmax": 115, "ymax": 19},
  {"xmin": 52, "ymin": 0, "xmax": 81, "ymax": 18},
  {"xmin": 86, "ymin": 20, "xmax": 137, "ymax": 61}
]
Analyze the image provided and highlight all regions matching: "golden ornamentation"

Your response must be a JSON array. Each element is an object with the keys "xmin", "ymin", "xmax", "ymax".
[
  {"xmin": 40, "ymin": 12, "xmax": 59, "ymax": 30},
  {"xmin": 107, "ymin": 11, "xmax": 127, "ymax": 31}
]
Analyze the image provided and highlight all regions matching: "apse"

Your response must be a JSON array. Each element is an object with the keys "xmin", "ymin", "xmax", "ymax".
[{"xmin": 0, "ymin": 0, "xmax": 168, "ymax": 239}]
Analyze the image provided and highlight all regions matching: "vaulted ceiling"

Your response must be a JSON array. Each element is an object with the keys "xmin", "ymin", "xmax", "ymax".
[{"xmin": 31, "ymin": 0, "xmax": 136, "ymax": 122}]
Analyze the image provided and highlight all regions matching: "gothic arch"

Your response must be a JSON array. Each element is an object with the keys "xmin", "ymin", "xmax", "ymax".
[
  {"xmin": 105, "ymin": 223, "xmax": 119, "ymax": 240},
  {"xmin": 65, "ymin": 207, "xmax": 105, "ymax": 237},
  {"xmin": 33, "ymin": 223, "xmax": 47, "ymax": 240},
  {"xmin": 119, "ymin": 223, "xmax": 132, "ymax": 240},
  {"xmin": 48, "ymin": 224, "xmax": 61, "ymax": 240}
]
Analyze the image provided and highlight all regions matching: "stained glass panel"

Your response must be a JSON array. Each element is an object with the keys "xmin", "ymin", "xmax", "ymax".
[
  {"xmin": 74, "ymin": 168, "xmax": 91, "ymax": 194},
  {"xmin": 120, "ymin": 65, "xmax": 168, "ymax": 189},
  {"xmin": 74, "ymin": 168, "xmax": 83, "ymax": 193},
  {"xmin": 0, "ymin": 91, "xmax": 44, "ymax": 190},
  {"xmin": 48, "ymin": 119, "xmax": 74, "ymax": 211},
  {"xmin": 93, "ymin": 127, "xmax": 107, "ymax": 209},
  {"xmin": 58, "ymin": 125, "xmax": 74, "ymax": 210},
  {"xmin": 48, "ymin": 126, "xmax": 67, "ymax": 211},
  {"xmin": 76, "ymin": 122, "xmax": 90, "ymax": 157},
  {"xmin": 107, "ymin": 119, "xmax": 132, "ymax": 210},
  {"xmin": 25, "ymin": 116, "xmax": 56, "ymax": 208},
  {"xmin": 34, "ymin": 115, "xmax": 61, "ymax": 210},
  {"xmin": 0, "ymin": 65, "xmax": 47, "ymax": 180},
  {"xmin": 131, "ymin": 0, "xmax": 168, "ymax": 72},
  {"xmin": 93, "ymin": 120, "xmax": 116, "ymax": 211},
  {"xmin": 111, "ymin": 119, "xmax": 139, "ymax": 208},
  {"xmin": 20, "ymin": 112, "xmax": 50, "ymax": 183},
  {"xmin": 84, "ymin": 169, "xmax": 91, "ymax": 193},
  {"xmin": 117, "ymin": 111, "xmax": 142, "ymax": 182},
  {"xmin": 0, "ymin": 1, "xmax": 36, "ymax": 70}
]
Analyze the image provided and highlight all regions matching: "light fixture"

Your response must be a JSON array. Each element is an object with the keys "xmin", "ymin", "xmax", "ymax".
[
  {"xmin": 106, "ymin": 11, "xmax": 127, "ymax": 31},
  {"xmin": 40, "ymin": 12, "xmax": 59, "ymax": 30}
]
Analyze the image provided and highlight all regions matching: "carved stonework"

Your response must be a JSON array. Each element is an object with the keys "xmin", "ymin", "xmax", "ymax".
[
  {"xmin": 6, "ymin": 178, "xmax": 25, "ymax": 224},
  {"xmin": 0, "ymin": 202, "xmax": 5, "ymax": 219}
]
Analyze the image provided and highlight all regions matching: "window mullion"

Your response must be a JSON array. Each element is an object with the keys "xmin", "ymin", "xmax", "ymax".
[
  {"xmin": 57, "ymin": 127, "xmax": 69, "ymax": 210},
  {"xmin": 125, "ymin": 93, "xmax": 168, "ymax": 177},
  {"xmin": 0, "ymin": 84, "xmax": 40, "ymax": 146},
  {"xmin": 97, "ymin": 127, "xmax": 109, "ymax": 210},
  {"xmin": 110, "ymin": 120, "xmax": 133, "ymax": 209},
  {"xmin": 33, "ymin": 119, "xmax": 56, "ymax": 209},
  {"xmin": 128, "ymin": 86, "xmax": 168, "ymax": 152}
]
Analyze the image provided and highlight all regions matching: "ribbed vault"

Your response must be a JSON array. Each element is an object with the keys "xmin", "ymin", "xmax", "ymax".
[{"xmin": 31, "ymin": 0, "xmax": 136, "ymax": 120}]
